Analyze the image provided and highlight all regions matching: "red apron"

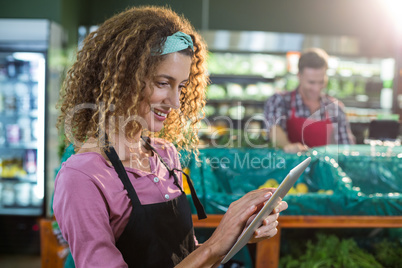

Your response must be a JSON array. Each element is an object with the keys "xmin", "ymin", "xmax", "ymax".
[{"xmin": 286, "ymin": 91, "xmax": 333, "ymax": 147}]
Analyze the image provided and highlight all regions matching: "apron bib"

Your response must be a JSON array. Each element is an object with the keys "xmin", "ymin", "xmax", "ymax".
[{"xmin": 286, "ymin": 91, "xmax": 333, "ymax": 147}]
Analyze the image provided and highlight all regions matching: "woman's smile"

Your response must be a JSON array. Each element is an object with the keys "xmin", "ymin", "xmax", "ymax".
[{"xmin": 151, "ymin": 107, "xmax": 171, "ymax": 121}]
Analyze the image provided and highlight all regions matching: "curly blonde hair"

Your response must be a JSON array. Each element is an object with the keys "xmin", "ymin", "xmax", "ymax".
[{"xmin": 57, "ymin": 5, "xmax": 208, "ymax": 155}]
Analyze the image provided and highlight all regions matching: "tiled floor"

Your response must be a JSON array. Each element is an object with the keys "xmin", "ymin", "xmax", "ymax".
[{"xmin": 0, "ymin": 254, "xmax": 41, "ymax": 268}]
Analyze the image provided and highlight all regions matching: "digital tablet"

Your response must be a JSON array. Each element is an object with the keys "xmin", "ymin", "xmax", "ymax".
[{"xmin": 221, "ymin": 157, "xmax": 312, "ymax": 264}]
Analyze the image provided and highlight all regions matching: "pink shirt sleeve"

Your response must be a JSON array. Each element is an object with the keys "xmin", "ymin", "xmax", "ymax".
[{"xmin": 53, "ymin": 166, "xmax": 128, "ymax": 268}]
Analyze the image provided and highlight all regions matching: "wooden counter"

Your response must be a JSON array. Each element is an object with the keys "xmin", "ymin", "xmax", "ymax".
[{"xmin": 192, "ymin": 215, "xmax": 402, "ymax": 268}]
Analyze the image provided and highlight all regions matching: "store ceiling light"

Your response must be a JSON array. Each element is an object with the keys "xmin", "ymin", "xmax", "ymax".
[{"xmin": 381, "ymin": 0, "xmax": 402, "ymax": 32}]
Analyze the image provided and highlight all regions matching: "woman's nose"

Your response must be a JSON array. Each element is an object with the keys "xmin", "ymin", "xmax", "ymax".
[{"xmin": 168, "ymin": 86, "xmax": 181, "ymax": 109}]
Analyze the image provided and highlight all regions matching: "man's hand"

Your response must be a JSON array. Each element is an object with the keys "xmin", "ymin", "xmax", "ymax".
[{"xmin": 283, "ymin": 142, "xmax": 308, "ymax": 153}]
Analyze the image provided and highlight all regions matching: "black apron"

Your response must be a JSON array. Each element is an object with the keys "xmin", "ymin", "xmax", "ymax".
[{"xmin": 102, "ymin": 136, "xmax": 206, "ymax": 268}]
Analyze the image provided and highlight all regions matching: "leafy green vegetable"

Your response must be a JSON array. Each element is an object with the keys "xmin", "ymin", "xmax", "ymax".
[
  {"xmin": 280, "ymin": 233, "xmax": 382, "ymax": 268},
  {"xmin": 373, "ymin": 239, "xmax": 402, "ymax": 268}
]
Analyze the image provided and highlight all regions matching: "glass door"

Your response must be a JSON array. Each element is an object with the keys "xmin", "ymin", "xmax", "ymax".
[{"xmin": 0, "ymin": 51, "xmax": 45, "ymax": 215}]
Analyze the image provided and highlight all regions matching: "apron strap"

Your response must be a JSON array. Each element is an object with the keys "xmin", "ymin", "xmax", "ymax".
[
  {"xmin": 141, "ymin": 136, "xmax": 183, "ymax": 192},
  {"xmin": 142, "ymin": 136, "xmax": 207, "ymax": 220},
  {"xmin": 321, "ymin": 98, "xmax": 330, "ymax": 120},
  {"xmin": 172, "ymin": 168, "xmax": 207, "ymax": 220},
  {"xmin": 102, "ymin": 136, "xmax": 142, "ymax": 207}
]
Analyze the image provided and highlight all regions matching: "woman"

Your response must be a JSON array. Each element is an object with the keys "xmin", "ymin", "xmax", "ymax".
[{"xmin": 53, "ymin": 5, "xmax": 287, "ymax": 268}]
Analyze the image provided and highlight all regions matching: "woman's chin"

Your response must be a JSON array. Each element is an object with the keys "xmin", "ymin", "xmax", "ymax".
[{"xmin": 145, "ymin": 124, "xmax": 164, "ymax": 133}]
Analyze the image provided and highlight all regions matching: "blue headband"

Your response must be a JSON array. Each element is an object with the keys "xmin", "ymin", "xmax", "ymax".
[{"xmin": 158, "ymin": 31, "xmax": 194, "ymax": 55}]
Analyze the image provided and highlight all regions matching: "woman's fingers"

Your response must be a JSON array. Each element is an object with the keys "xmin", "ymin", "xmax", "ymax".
[
  {"xmin": 263, "ymin": 211, "xmax": 279, "ymax": 225},
  {"xmin": 255, "ymin": 212, "xmax": 278, "ymax": 235},
  {"xmin": 248, "ymin": 201, "xmax": 289, "ymax": 243},
  {"xmin": 254, "ymin": 219, "xmax": 279, "ymax": 238},
  {"xmin": 228, "ymin": 189, "xmax": 273, "ymax": 219},
  {"xmin": 273, "ymin": 201, "xmax": 288, "ymax": 214},
  {"xmin": 248, "ymin": 215, "xmax": 279, "ymax": 243},
  {"xmin": 245, "ymin": 214, "xmax": 257, "ymax": 227}
]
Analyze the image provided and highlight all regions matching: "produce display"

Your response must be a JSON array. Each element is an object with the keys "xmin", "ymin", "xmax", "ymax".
[
  {"xmin": 205, "ymin": 84, "xmax": 226, "ymax": 100},
  {"xmin": 258, "ymin": 178, "xmax": 333, "ymax": 195},
  {"xmin": 183, "ymin": 146, "xmax": 402, "ymax": 267},
  {"xmin": 184, "ymin": 146, "xmax": 402, "ymax": 216},
  {"xmin": 207, "ymin": 52, "xmax": 286, "ymax": 76}
]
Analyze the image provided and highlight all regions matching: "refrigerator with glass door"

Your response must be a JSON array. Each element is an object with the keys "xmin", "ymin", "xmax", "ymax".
[{"xmin": 0, "ymin": 19, "xmax": 64, "ymax": 253}]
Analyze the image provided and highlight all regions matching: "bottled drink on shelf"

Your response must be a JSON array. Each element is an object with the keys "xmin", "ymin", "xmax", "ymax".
[
  {"xmin": 2, "ymin": 182, "xmax": 15, "ymax": 207},
  {"xmin": 18, "ymin": 117, "xmax": 31, "ymax": 144},
  {"xmin": 31, "ymin": 184, "xmax": 42, "ymax": 207},
  {"xmin": 17, "ymin": 61, "xmax": 31, "ymax": 82},
  {"xmin": 6, "ymin": 59, "xmax": 17, "ymax": 78},
  {"xmin": 14, "ymin": 182, "xmax": 31, "ymax": 207},
  {"xmin": 30, "ymin": 83, "xmax": 38, "ymax": 111},
  {"xmin": 6, "ymin": 124, "xmax": 20, "ymax": 144},
  {"xmin": 3, "ymin": 82, "xmax": 16, "ymax": 114},
  {"xmin": 24, "ymin": 149, "xmax": 37, "ymax": 174},
  {"xmin": 15, "ymin": 82, "xmax": 30, "ymax": 114}
]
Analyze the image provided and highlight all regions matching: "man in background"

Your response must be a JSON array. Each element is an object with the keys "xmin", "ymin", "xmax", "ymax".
[{"xmin": 264, "ymin": 48, "xmax": 354, "ymax": 153}]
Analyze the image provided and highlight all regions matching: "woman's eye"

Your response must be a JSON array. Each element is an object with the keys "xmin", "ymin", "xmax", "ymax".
[{"xmin": 157, "ymin": 82, "xmax": 169, "ymax": 87}]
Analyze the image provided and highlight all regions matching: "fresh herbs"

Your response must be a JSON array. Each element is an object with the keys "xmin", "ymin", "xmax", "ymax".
[
  {"xmin": 373, "ymin": 239, "xmax": 402, "ymax": 268},
  {"xmin": 280, "ymin": 233, "xmax": 382, "ymax": 268}
]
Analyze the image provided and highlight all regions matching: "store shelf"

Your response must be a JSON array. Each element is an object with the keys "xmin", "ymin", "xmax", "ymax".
[
  {"xmin": 209, "ymin": 74, "xmax": 275, "ymax": 84},
  {"xmin": 6, "ymin": 142, "xmax": 38, "ymax": 150},
  {"xmin": 0, "ymin": 177, "xmax": 37, "ymax": 183},
  {"xmin": 205, "ymin": 75, "xmax": 269, "ymax": 130},
  {"xmin": 0, "ymin": 207, "xmax": 42, "ymax": 216},
  {"xmin": 0, "ymin": 110, "xmax": 39, "ymax": 118},
  {"xmin": 205, "ymin": 114, "xmax": 265, "ymax": 122},
  {"xmin": 206, "ymin": 99, "xmax": 266, "ymax": 106}
]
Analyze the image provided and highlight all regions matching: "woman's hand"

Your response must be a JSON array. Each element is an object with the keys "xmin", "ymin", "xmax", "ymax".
[
  {"xmin": 247, "ymin": 200, "xmax": 288, "ymax": 244},
  {"xmin": 202, "ymin": 188, "xmax": 278, "ymax": 264}
]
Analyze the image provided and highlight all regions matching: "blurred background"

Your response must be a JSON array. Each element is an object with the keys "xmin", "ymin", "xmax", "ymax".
[{"xmin": 0, "ymin": 0, "xmax": 401, "ymax": 267}]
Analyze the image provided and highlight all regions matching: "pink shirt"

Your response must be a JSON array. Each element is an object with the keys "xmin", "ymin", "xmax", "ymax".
[{"xmin": 53, "ymin": 139, "xmax": 187, "ymax": 268}]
